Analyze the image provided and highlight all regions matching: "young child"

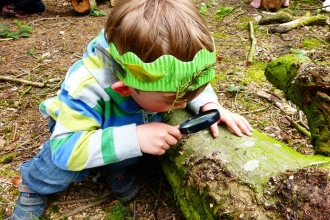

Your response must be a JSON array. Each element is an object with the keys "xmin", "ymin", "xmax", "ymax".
[
  {"xmin": 1, "ymin": 0, "xmax": 45, "ymax": 18},
  {"xmin": 11, "ymin": 0, "xmax": 253, "ymax": 219}
]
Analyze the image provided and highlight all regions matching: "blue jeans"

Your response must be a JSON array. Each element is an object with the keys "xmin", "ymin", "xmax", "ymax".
[
  {"xmin": 19, "ymin": 118, "xmax": 139, "ymax": 195},
  {"xmin": 11, "ymin": 0, "xmax": 45, "ymax": 12}
]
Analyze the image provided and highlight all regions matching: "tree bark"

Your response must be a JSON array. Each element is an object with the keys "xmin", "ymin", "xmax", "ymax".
[
  {"xmin": 264, "ymin": 54, "xmax": 330, "ymax": 156},
  {"xmin": 160, "ymin": 110, "xmax": 330, "ymax": 220}
]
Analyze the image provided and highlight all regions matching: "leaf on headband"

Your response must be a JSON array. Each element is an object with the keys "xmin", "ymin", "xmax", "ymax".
[{"xmin": 118, "ymin": 59, "xmax": 166, "ymax": 82}]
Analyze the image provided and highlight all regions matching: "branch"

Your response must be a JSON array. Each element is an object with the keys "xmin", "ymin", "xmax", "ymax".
[
  {"xmin": 285, "ymin": 116, "xmax": 311, "ymax": 138},
  {"xmin": 58, "ymin": 196, "xmax": 110, "ymax": 218},
  {"xmin": 247, "ymin": 21, "xmax": 256, "ymax": 65},
  {"xmin": 51, "ymin": 190, "xmax": 111, "ymax": 205},
  {"xmin": 0, "ymin": 75, "xmax": 45, "ymax": 87},
  {"xmin": 256, "ymin": 90, "xmax": 297, "ymax": 115},
  {"xmin": 56, "ymin": 190, "xmax": 112, "ymax": 218},
  {"xmin": 268, "ymin": 15, "xmax": 327, "ymax": 33}
]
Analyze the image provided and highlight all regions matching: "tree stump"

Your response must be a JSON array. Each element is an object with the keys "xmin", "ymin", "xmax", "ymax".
[
  {"xmin": 265, "ymin": 54, "xmax": 330, "ymax": 156},
  {"xmin": 160, "ymin": 110, "xmax": 330, "ymax": 219},
  {"xmin": 71, "ymin": 0, "xmax": 115, "ymax": 13},
  {"xmin": 71, "ymin": 0, "xmax": 96, "ymax": 14}
]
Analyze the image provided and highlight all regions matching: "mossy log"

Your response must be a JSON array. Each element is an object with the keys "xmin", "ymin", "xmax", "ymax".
[
  {"xmin": 265, "ymin": 54, "xmax": 330, "ymax": 156},
  {"xmin": 267, "ymin": 15, "xmax": 327, "ymax": 33},
  {"xmin": 258, "ymin": 11, "xmax": 294, "ymax": 25},
  {"xmin": 160, "ymin": 110, "xmax": 330, "ymax": 220}
]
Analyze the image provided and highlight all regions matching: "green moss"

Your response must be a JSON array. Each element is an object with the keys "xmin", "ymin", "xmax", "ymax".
[
  {"xmin": 301, "ymin": 38, "xmax": 322, "ymax": 50},
  {"xmin": 0, "ymin": 154, "xmax": 15, "ymax": 164},
  {"xmin": 211, "ymin": 32, "xmax": 229, "ymax": 40},
  {"xmin": 298, "ymin": 0, "xmax": 320, "ymax": 5},
  {"xmin": 236, "ymin": 22, "xmax": 248, "ymax": 30},
  {"xmin": 0, "ymin": 164, "xmax": 19, "ymax": 176},
  {"xmin": 2, "ymin": 125, "xmax": 12, "ymax": 134},
  {"xmin": 0, "ymin": 99, "xmax": 15, "ymax": 108},
  {"xmin": 243, "ymin": 61, "xmax": 268, "ymax": 85},
  {"xmin": 238, "ymin": 16, "xmax": 254, "ymax": 23},
  {"xmin": 264, "ymin": 54, "xmax": 303, "ymax": 91}
]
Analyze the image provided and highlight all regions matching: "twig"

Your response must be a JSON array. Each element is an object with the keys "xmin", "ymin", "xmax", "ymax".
[
  {"xmin": 58, "ymin": 196, "xmax": 110, "ymax": 218},
  {"xmin": 133, "ymin": 201, "xmax": 137, "ymax": 220},
  {"xmin": 285, "ymin": 116, "xmax": 311, "ymax": 138},
  {"xmin": 257, "ymin": 91, "xmax": 297, "ymax": 115},
  {"xmin": 12, "ymin": 122, "xmax": 17, "ymax": 141},
  {"xmin": 0, "ymin": 38, "xmax": 14, "ymax": 41},
  {"xmin": 51, "ymin": 190, "xmax": 111, "ymax": 205},
  {"xmin": 239, "ymin": 103, "xmax": 274, "ymax": 115},
  {"xmin": 0, "ymin": 75, "xmax": 45, "ymax": 87},
  {"xmin": 247, "ymin": 21, "xmax": 256, "ymax": 65},
  {"xmin": 297, "ymin": 110, "xmax": 309, "ymax": 130},
  {"xmin": 28, "ymin": 17, "xmax": 67, "ymax": 26}
]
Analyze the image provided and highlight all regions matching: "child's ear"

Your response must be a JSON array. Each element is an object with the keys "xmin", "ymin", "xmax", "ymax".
[{"xmin": 111, "ymin": 81, "xmax": 132, "ymax": 96}]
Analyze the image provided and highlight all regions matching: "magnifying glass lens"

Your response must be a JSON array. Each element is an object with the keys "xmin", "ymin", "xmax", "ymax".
[
  {"xmin": 180, "ymin": 112, "xmax": 217, "ymax": 128},
  {"xmin": 179, "ymin": 109, "xmax": 220, "ymax": 134}
]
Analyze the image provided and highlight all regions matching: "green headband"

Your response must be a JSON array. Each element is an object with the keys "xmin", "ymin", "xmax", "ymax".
[{"xmin": 108, "ymin": 42, "xmax": 216, "ymax": 93}]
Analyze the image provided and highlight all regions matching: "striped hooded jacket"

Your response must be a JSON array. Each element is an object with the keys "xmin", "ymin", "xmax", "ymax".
[{"xmin": 39, "ymin": 30, "xmax": 219, "ymax": 171}]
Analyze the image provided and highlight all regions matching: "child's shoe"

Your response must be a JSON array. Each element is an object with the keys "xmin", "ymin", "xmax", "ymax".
[
  {"xmin": 11, "ymin": 184, "xmax": 47, "ymax": 220},
  {"xmin": 106, "ymin": 169, "xmax": 139, "ymax": 202}
]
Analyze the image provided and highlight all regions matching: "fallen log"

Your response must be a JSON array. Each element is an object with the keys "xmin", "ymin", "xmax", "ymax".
[
  {"xmin": 160, "ymin": 109, "xmax": 330, "ymax": 219},
  {"xmin": 264, "ymin": 54, "xmax": 330, "ymax": 156},
  {"xmin": 267, "ymin": 15, "xmax": 327, "ymax": 33},
  {"xmin": 258, "ymin": 11, "xmax": 294, "ymax": 25}
]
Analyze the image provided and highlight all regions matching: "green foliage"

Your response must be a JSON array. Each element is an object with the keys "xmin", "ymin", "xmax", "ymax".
[
  {"xmin": 90, "ymin": 7, "xmax": 106, "ymax": 17},
  {"xmin": 48, "ymin": 205, "xmax": 59, "ymax": 214},
  {"xmin": 27, "ymin": 48, "xmax": 36, "ymax": 55},
  {"xmin": 105, "ymin": 201, "xmax": 130, "ymax": 220},
  {"xmin": 199, "ymin": 3, "xmax": 209, "ymax": 15},
  {"xmin": 0, "ymin": 19, "xmax": 32, "ymax": 39},
  {"xmin": 226, "ymin": 84, "xmax": 244, "ymax": 93},
  {"xmin": 290, "ymin": 48, "xmax": 311, "ymax": 61},
  {"xmin": 0, "ymin": 154, "xmax": 14, "ymax": 164},
  {"xmin": 199, "ymin": 0, "xmax": 218, "ymax": 15},
  {"xmin": 215, "ymin": 6, "xmax": 234, "ymax": 16}
]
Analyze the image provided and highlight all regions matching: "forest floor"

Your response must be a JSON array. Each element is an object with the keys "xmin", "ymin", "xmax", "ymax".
[{"xmin": 0, "ymin": 0, "xmax": 329, "ymax": 219}]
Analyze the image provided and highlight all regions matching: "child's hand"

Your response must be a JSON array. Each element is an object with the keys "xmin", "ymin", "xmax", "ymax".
[
  {"xmin": 201, "ymin": 103, "xmax": 253, "ymax": 138},
  {"xmin": 137, "ymin": 122, "xmax": 182, "ymax": 155}
]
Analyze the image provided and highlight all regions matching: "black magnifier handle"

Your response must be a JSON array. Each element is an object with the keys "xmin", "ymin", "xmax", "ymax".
[{"xmin": 179, "ymin": 109, "xmax": 220, "ymax": 134}]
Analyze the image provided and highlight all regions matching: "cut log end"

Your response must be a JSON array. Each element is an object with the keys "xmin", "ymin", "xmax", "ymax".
[{"xmin": 71, "ymin": 0, "xmax": 90, "ymax": 14}]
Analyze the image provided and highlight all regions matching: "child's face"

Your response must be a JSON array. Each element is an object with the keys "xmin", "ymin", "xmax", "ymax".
[{"xmin": 129, "ymin": 87, "xmax": 187, "ymax": 112}]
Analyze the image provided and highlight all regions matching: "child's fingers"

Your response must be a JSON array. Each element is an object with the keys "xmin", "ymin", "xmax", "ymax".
[{"xmin": 209, "ymin": 123, "xmax": 219, "ymax": 138}]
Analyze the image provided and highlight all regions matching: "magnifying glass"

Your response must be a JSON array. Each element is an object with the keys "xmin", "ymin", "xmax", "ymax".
[{"xmin": 179, "ymin": 109, "xmax": 220, "ymax": 134}]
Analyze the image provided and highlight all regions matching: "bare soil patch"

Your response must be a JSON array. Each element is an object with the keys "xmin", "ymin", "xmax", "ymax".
[{"xmin": 1, "ymin": 0, "xmax": 329, "ymax": 219}]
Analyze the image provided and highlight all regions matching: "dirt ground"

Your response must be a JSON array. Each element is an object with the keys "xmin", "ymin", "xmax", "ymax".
[{"xmin": 0, "ymin": 0, "xmax": 329, "ymax": 219}]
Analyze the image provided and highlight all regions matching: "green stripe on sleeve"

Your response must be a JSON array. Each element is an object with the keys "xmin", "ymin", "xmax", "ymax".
[{"xmin": 101, "ymin": 127, "xmax": 118, "ymax": 164}]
